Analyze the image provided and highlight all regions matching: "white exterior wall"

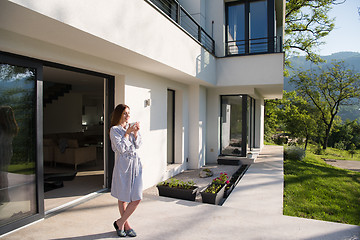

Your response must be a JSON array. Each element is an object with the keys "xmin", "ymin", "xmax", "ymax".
[
  {"xmin": 206, "ymin": 88, "xmax": 220, "ymax": 164},
  {"xmin": 205, "ymin": 0, "xmax": 225, "ymax": 57},
  {"xmin": 217, "ymin": 54, "xmax": 284, "ymax": 86},
  {"xmin": 179, "ymin": 0, "xmax": 206, "ymax": 29},
  {"xmin": 0, "ymin": 0, "xmax": 284, "ymax": 189},
  {"xmin": 121, "ymin": 72, "xmax": 191, "ymax": 188},
  {"xmin": 261, "ymin": 100, "xmax": 265, "ymax": 149},
  {"xmin": 199, "ymin": 86, "xmax": 207, "ymax": 167},
  {"xmin": 1, "ymin": 0, "xmax": 217, "ymax": 85},
  {"xmin": 0, "ymin": 28, "xmax": 194, "ymax": 190},
  {"xmin": 255, "ymin": 99, "xmax": 265, "ymax": 149}
]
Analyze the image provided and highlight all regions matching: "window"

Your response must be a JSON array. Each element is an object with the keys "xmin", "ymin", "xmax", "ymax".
[
  {"xmin": 220, "ymin": 95, "xmax": 246, "ymax": 157},
  {"xmin": 226, "ymin": 0, "xmax": 275, "ymax": 55}
]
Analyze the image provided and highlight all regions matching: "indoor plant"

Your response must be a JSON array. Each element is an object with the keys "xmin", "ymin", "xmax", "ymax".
[
  {"xmin": 157, "ymin": 178, "xmax": 198, "ymax": 201},
  {"xmin": 201, "ymin": 172, "xmax": 229, "ymax": 205}
]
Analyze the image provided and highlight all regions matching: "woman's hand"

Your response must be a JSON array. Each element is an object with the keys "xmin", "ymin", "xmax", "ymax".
[
  {"xmin": 134, "ymin": 122, "xmax": 140, "ymax": 132},
  {"xmin": 133, "ymin": 122, "xmax": 140, "ymax": 139},
  {"xmin": 125, "ymin": 122, "xmax": 140, "ymax": 138}
]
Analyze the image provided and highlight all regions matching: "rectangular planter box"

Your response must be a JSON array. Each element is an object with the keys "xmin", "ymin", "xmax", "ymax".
[
  {"xmin": 201, "ymin": 184, "xmax": 225, "ymax": 205},
  {"xmin": 223, "ymin": 184, "xmax": 234, "ymax": 198},
  {"xmin": 156, "ymin": 185, "xmax": 198, "ymax": 201}
]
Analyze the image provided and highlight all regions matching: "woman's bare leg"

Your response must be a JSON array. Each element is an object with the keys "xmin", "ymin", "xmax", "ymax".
[
  {"xmin": 117, "ymin": 201, "xmax": 131, "ymax": 230},
  {"xmin": 116, "ymin": 200, "xmax": 141, "ymax": 230}
]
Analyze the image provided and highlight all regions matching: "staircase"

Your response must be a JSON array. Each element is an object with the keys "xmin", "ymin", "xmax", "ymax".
[{"xmin": 43, "ymin": 82, "xmax": 72, "ymax": 107}]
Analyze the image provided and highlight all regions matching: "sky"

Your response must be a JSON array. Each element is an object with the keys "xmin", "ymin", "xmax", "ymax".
[{"xmin": 318, "ymin": 0, "xmax": 360, "ymax": 56}]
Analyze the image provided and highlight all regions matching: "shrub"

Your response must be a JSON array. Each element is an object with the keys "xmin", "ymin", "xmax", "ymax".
[
  {"xmin": 284, "ymin": 146, "xmax": 306, "ymax": 161},
  {"xmin": 314, "ymin": 146, "xmax": 324, "ymax": 155},
  {"xmin": 334, "ymin": 141, "xmax": 346, "ymax": 150},
  {"xmin": 274, "ymin": 135, "xmax": 288, "ymax": 145}
]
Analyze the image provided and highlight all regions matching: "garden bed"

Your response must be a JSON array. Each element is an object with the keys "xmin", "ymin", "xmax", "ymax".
[{"xmin": 154, "ymin": 164, "xmax": 250, "ymax": 205}]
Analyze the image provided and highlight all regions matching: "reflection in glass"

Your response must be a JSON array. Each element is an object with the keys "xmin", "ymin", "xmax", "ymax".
[
  {"xmin": 227, "ymin": 3, "xmax": 245, "ymax": 55},
  {"xmin": 0, "ymin": 64, "xmax": 37, "ymax": 227},
  {"xmin": 221, "ymin": 96, "xmax": 243, "ymax": 156},
  {"xmin": 250, "ymin": 0, "xmax": 268, "ymax": 53},
  {"xmin": 226, "ymin": 0, "xmax": 269, "ymax": 55}
]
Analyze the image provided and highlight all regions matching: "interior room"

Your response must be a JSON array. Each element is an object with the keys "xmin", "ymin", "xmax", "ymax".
[{"xmin": 42, "ymin": 66, "xmax": 105, "ymax": 212}]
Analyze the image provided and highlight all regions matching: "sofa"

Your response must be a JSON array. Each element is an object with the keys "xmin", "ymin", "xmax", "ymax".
[{"xmin": 43, "ymin": 132, "xmax": 98, "ymax": 170}]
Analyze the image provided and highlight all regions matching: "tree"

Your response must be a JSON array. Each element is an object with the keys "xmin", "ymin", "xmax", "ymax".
[
  {"xmin": 264, "ymin": 98, "xmax": 282, "ymax": 143},
  {"xmin": 329, "ymin": 120, "xmax": 360, "ymax": 150},
  {"xmin": 290, "ymin": 60, "xmax": 360, "ymax": 149},
  {"xmin": 265, "ymin": 91, "xmax": 321, "ymax": 149},
  {"xmin": 285, "ymin": 0, "xmax": 345, "ymax": 64},
  {"xmin": 279, "ymin": 91, "xmax": 319, "ymax": 149}
]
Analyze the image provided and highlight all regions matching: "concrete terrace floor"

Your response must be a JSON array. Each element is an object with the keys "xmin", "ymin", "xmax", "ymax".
[{"xmin": 2, "ymin": 145, "xmax": 360, "ymax": 240}]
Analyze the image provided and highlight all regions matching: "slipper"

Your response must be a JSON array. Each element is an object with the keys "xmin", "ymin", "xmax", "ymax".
[
  {"xmin": 113, "ymin": 221, "xmax": 126, "ymax": 237},
  {"xmin": 125, "ymin": 229, "xmax": 137, "ymax": 237}
]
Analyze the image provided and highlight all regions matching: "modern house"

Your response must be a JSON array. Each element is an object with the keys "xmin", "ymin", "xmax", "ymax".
[{"xmin": 0, "ymin": 0, "xmax": 284, "ymax": 235}]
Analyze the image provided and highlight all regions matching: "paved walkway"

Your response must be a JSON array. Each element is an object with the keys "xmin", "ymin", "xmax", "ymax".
[
  {"xmin": 323, "ymin": 159, "xmax": 360, "ymax": 172},
  {"xmin": 2, "ymin": 146, "xmax": 360, "ymax": 240}
]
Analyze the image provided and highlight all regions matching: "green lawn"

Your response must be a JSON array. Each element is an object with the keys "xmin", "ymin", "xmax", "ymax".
[
  {"xmin": 283, "ymin": 149, "xmax": 360, "ymax": 225},
  {"xmin": 7, "ymin": 162, "xmax": 35, "ymax": 175},
  {"xmin": 307, "ymin": 145, "xmax": 360, "ymax": 161}
]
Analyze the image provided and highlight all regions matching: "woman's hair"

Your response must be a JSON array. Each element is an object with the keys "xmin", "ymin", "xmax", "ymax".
[
  {"xmin": 109, "ymin": 104, "xmax": 129, "ymax": 131},
  {"xmin": 0, "ymin": 106, "xmax": 19, "ymax": 135}
]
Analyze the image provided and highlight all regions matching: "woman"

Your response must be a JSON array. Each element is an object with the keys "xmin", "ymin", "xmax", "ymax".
[
  {"xmin": 109, "ymin": 104, "xmax": 142, "ymax": 237},
  {"xmin": 0, "ymin": 106, "xmax": 18, "ymax": 204}
]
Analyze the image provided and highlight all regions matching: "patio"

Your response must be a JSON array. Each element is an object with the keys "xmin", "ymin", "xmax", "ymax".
[{"xmin": 2, "ymin": 145, "xmax": 359, "ymax": 240}]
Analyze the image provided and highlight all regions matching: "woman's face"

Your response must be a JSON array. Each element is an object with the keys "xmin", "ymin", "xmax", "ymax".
[{"xmin": 120, "ymin": 107, "xmax": 130, "ymax": 124}]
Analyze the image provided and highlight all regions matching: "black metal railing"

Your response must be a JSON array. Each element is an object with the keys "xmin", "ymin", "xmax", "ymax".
[
  {"xmin": 146, "ymin": 0, "xmax": 215, "ymax": 54},
  {"xmin": 226, "ymin": 36, "xmax": 283, "ymax": 56}
]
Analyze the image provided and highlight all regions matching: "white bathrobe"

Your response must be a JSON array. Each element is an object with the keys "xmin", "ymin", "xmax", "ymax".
[{"xmin": 110, "ymin": 125, "xmax": 142, "ymax": 202}]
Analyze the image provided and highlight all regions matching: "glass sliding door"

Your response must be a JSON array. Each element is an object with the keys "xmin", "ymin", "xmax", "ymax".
[
  {"xmin": 220, "ymin": 95, "xmax": 246, "ymax": 156},
  {"xmin": 0, "ymin": 54, "xmax": 43, "ymax": 234}
]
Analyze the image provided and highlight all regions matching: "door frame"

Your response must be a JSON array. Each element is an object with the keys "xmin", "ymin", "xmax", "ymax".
[
  {"xmin": 0, "ymin": 52, "xmax": 44, "ymax": 235},
  {"xmin": 0, "ymin": 51, "xmax": 115, "ymax": 235},
  {"xmin": 42, "ymin": 61, "xmax": 115, "ymax": 188},
  {"xmin": 167, "ymin": 89, "xmax": 175, "ymax": 165},
  {"xmin": 219, "ymin": 94, "xmax": 248, "ymax": 157}
]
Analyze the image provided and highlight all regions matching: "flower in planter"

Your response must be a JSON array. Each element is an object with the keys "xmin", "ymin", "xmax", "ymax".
[
  {"xmin": 157, "ymin": 178, "xmax": 198, "ymax": 201},
  {"xmin": 204, "ymin": 184, "xmax": 223, "ymax": 194},
  {"xmin": 212, "ymin": 172, "xmax": 230, "ymax": 185},
  {"xmin": 204, "ymin": 172, "xmax": 229, "ymax": 193},
  {"xmin": 158, "ymin": 178, "xmax": 196, "ymax": 189}
]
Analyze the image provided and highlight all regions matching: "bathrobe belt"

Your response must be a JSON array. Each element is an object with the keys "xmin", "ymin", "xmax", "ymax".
[{"xmin": 123, "ymin": 152, "xmax": 140, "ymax": 176}]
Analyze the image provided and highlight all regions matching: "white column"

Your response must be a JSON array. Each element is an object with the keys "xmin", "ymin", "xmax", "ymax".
[
  {"xmin": 188, "ymin": 84, "xmax": 201, "ymax": 169},
  {"xmin": 255, "ymin": 98, "xmax": 264, "ymax": 149}
]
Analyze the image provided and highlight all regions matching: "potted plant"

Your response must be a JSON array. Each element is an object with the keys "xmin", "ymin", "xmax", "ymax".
[
  {"xmin": 201, "ymin": 172, "xmax": 229, "ymax": 205},
  {"xmin": 199, "ymin": 168, "xmax": 213, "ymax": 178},
  {"xmin": 157, "ymin": 178, "xmax": 198, "ymax": 201}
]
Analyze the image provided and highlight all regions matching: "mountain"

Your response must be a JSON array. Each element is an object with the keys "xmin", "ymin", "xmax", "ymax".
[
  {"xmin": 287, "ymin": 51, "xmax": 360, "ymax": 72},
  {"xmin": 285, "ymin": 51, "xmax": 360, "ymax": 122}
]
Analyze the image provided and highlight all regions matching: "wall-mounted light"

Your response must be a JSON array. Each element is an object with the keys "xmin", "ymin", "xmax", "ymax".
[{"xmin": 144, "ymin": 99, "xmax": 151, "ymax": 107}]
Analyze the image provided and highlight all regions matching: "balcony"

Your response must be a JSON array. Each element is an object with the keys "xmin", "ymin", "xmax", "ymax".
[
  {"xmin": 146, "ymin": 0, "xmax": 215, "ymax": 54},
  {"xmin": 226, "ymin": 36, "xmax": 283, "ymax": 56}
]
